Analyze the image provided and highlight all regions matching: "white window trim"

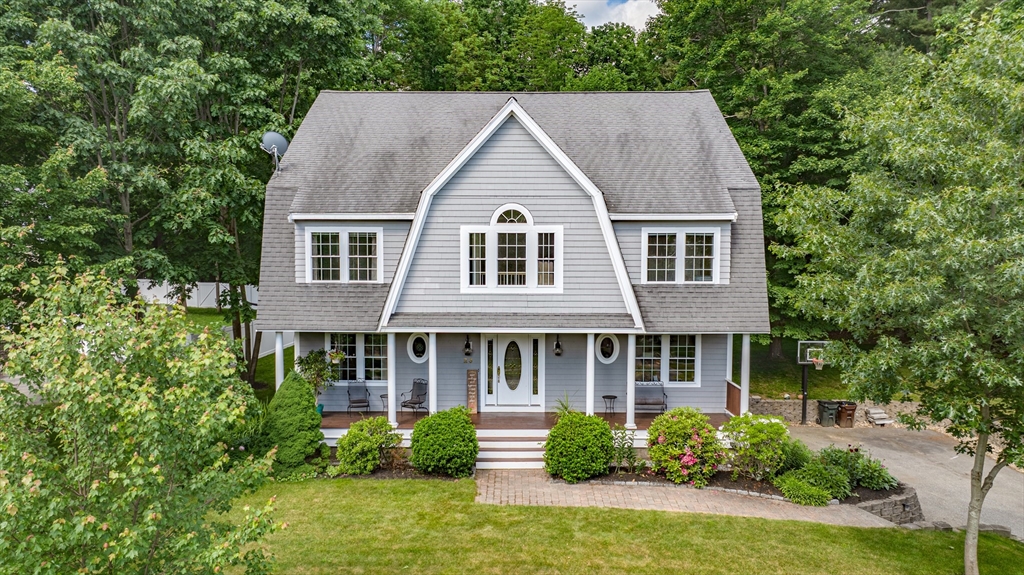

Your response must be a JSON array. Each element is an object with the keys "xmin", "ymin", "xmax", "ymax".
[
  {"xmin": 324, "ymin": 333, "xmax": 389, "ymax": 383},
  {"xmin": 640, "ymin": 227, "xmax": 721, "ymax": 285},
  {"xmin": 407, "ymin": 333, "xmax": 428, "ymax": 364},
  {"xmin": 595, "ymin": 333, "xmax": 619, "ymax": 365},
  {"xmin": 661, "ymin": 334, "xmax": 702, "ymax": 387},
  {"xmin": 304, "ymin": 226, "xmax": 384, "ymax": 284},
  {"xmin": 459, "ymin": 224, "xmax": 564, "ymax": 294}
]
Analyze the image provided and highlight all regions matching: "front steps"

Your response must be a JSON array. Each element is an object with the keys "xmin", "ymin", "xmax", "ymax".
[{"xmin": 476, "ymin": 429, "xmax": 547, "ymax": 469}]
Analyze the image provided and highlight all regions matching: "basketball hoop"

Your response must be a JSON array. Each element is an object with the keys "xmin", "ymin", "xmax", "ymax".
[{"xmin": 811, "ymin": 357, "xmax": 825, "ymax": 371}]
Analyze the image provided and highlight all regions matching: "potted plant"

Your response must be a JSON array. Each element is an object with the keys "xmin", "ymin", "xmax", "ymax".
[{"xmin": 296, "ymin": 348, "xmax": 335, "ymax": 414}]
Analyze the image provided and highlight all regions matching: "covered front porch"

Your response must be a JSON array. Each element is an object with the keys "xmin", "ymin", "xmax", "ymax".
[{"xmin": 271, "ymin": 331, "xmax": 752, "ymax": 436}]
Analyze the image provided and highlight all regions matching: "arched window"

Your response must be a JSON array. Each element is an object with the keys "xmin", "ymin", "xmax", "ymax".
[{"xmin": 461, "ymin": 204, "xmax": 562, "ymax": 292}]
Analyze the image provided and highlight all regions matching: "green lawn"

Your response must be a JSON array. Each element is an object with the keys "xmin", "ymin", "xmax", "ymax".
[
  {"xmin": 252, "ymin": 346, "xmax": 291, "ymax": 404},
  {"xmin": 733, "ymin": 336, "xmax": 849, "ymax": 400},
  {"xmin": 227, "ymin": 478, "xmax": 1023, "ymax": 574},
  {"xmin": 184, "ymin": 308, "xmax": 231, "ymax": 331}
]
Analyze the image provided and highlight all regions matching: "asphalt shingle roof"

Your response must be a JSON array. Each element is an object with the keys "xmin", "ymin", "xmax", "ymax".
[{"xmin": 255, "ymin": 92, "xmax": 769, "ymax": 334}]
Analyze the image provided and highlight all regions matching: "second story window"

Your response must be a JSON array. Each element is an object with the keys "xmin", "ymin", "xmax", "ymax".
[
  {"xmin": 305, "ymin": 226, "xmax": 383, "ymax": 284},
  {"xmin": 460, "ymin": 204, "xmax": 563, "ymax": 293},
  {"xmin": 642, "ymin": 227, "xmax": 720, "ymax": 285}
]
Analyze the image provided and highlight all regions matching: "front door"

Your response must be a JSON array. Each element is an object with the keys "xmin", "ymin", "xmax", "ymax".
[{"xmin": 496, "ymin": 335, "xmax": 532, "ymax": 406}]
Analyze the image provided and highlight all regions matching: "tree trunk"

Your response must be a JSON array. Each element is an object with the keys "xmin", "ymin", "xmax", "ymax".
[
  {"xmin": 246, "ymin": 331, "xmax": 262, "ymax": 385},
  {"xmin": 963, "ymin": 406, "xmax": 1009, "ymax": 575},
  {"xmin": 769, "ymin": 336, "xmax": 783, "ymax": 359},
  {"xmin": 230, "ymin": 284, "xmax": 242, "ymax": 343}
]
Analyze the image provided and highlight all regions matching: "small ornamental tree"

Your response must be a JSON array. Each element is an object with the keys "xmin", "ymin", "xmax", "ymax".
[
  {"xmin": 0, "ymin": 270, "xmax": 277, "ymax": 574},
  {"xmin": 778, "ymin": 8, "xmax": 1024, "ymax": 575},
  {"xmin": 265, "ymin": 372, "xmax": 328, "ymax": 478}
]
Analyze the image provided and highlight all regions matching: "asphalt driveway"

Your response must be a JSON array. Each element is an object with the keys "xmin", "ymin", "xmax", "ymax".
[{"xmin": 788, "ymin": 425, "xmax": 1024, "ymax": 538}]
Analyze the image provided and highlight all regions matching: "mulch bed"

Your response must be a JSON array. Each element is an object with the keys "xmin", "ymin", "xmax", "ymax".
[{"xmin": 589, "ymin": 469, "xmax": 906, "ymax": 505}]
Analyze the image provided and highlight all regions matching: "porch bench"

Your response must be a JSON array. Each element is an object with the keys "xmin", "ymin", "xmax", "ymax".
[{"xmin": 635, "ymin": 381, "xmax": 667, "ymax": 413}]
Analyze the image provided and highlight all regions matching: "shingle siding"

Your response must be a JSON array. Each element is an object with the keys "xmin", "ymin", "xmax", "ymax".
[{"xmin": 393, "ymin": 117, "xmax": 630, "ymax": 318}]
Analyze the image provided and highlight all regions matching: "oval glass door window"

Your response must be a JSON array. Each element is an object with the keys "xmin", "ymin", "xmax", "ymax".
[{"xmin": 504, "ymin": 341, "xmax": 522, "ymax": 390}]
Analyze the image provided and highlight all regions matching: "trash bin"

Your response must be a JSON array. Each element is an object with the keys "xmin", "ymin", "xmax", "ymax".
[
  {"xmin": 837, "ymin": 401, "xmax": 857, "ymax": 428},
  {"xmin": 816, "ymin": 400, "xmax": 840, "ymax": 427}
]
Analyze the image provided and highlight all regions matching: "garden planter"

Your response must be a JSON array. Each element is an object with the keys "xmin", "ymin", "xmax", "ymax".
[{"xmin": 316, "ymin": 403, "xmax": 324, "ymax": 415}]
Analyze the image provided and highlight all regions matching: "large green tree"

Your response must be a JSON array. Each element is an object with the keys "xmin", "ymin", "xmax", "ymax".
[
  {"xmin": 648, "ymin": 0, "xmax": 876, "ymax": 353},
  {"xmin": 0, "ymin": 269, "xmax": 277, "ymax": 574},
  {"xmin": 778, "ymin": 7, "xmax": 1024, "ymax": 574}
]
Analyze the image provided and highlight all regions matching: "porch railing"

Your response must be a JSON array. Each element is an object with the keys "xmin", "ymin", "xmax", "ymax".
[{"xmin": 725, "ymin": 379, "xmax": 741, "ymax": 416}]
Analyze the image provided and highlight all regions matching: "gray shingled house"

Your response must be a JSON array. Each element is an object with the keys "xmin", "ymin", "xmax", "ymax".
[{"xmin": 255, "ymin": 92, "xmax": 769, "ymax": 468}]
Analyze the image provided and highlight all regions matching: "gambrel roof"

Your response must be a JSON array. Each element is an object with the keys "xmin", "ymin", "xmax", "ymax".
[{"xmin": 255, "ymin": 92, "xmax": 770, "ymax": 334}]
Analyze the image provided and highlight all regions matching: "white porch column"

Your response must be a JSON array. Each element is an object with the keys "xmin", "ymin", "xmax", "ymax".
[
  {"xmin": 387, "ymin": 333, "xmax": 397, "ymax": 427},
  {"xmin": 293, "ymin": 331, "xmax": 300, "ymax": 371},
  {"xmin": 428, "ymin": 332, "xmax": 438, "ymax": 414},
  {"xmin": 725, "ymin": 333, "xmax": 734, "ymax": 382},
  {"xmin": 274, "ymin": 331, "xmax": 284, "ymax": 389},
  {"xmin": 626, "ymin": 334, "xmax": 636, "ymax": 430},
  {"xmin": 740, "ymin": 334, "xmax": 751, "ymax": 414},
  {"xmin": 585, "ymin": 333, "xmax": 595, "ymax": 416}
]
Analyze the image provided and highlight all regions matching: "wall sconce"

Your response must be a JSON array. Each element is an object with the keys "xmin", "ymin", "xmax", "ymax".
[
  {"xmin": 553, "ymin": 335, "xmax": 563, "ymax": 356},
  {"xmin": 464, "ymin": 335, "xmax": 474, "ymax": 356}
]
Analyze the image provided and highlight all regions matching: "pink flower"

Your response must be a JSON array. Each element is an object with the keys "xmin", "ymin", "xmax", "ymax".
[
  {"xmin": 681, "ymin": 468, "xmax": 689, "ymax": 475},
  {"xmin": 657, "ymin": 435, "xmax": 666, "ymax": 444}
]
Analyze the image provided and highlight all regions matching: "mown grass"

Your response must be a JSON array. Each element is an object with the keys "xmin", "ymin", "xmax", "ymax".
[
  {"xmin": 183, "ymin": 307, "xmax": 231, "ymax": 331},
  {"xmin": 252, "ymin": 346, "xmax": 291, "ymax": 404},
  {"xmin": 227, "ymin": 478, "xmax": 1023, "ymax": 574},
  {"xmin": 733, "ymin": 336, "xmax": 849, "ymax": 400}
]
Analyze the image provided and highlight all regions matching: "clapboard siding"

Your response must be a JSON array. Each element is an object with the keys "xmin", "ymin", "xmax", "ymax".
[
  {"xmin": 294, "ymin": 221, "xmax": 409, "ymax": 284},
  {"xmin": 395, "ymin": 117, "xmax": 628, "ymax": 314},
  {"xmin": 614, "ymin": 221, "xmax": 731, "ymax": 284}
]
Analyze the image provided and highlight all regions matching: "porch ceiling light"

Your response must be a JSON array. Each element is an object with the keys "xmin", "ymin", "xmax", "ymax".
[
  {"xmin": 464, "ymin": 335, "xmax": 473, "ymax": 356},
  {"xmin": 553, "ymin": 335, "xmax": 563, "ymax": 356}
]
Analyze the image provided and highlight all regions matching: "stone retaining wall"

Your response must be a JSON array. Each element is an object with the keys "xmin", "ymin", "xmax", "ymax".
[
  {"xmin": 749, "ymin": 397, "xmax": 920, "ymax": 426},
  {"xmin": 855, "ymin": 486, "xmax": 924, "ymax": 525}
]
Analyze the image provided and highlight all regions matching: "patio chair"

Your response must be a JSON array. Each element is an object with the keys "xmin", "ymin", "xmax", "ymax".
[
  {"xmin": 347, "ymin": 379, "xmax": 371, "ymax": 415},
  {"xmin": 401, "ymin": 378, "xmax": 428, "ymax": 417}
]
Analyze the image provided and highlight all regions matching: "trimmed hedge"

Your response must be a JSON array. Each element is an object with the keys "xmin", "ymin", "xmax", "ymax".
[
  {"xmin": 544, "ymin": 411, "xmax": 613, "ymax": 483},
  {"xmin": 336, "ymin": 416, "xmax": 401, "ymax": 475},
  {"xmin": 648, "ymin": 407, "xmax": 724, "ymax": 487},
  {"xmin": 265, "ymin": 372, "xmax": 328, "ymax": 477},
  {"xmin": 410, "ymin": 406, "xmax": 479, "ymax": 478}
]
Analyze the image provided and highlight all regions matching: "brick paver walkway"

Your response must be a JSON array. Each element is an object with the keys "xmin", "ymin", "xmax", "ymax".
[{"xmin": 476, "ymin": 469, "xmax": 893, "ymax": 528}]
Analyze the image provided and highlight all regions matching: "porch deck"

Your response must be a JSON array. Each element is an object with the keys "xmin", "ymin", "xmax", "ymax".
[{"xmin": 320, "ymin": 410, "xmax": 730, "ymax": 431}]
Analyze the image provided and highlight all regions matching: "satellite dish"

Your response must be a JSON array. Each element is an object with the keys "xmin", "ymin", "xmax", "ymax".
[{"xmin": 260, "ymin": 131, "xmax": 289, "ymax": 171}]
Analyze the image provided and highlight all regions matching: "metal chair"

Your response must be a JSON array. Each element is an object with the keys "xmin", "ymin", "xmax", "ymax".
[
  {"xmin": 401, "ymin": 378, "xmax": 428, "ymax": 417},
  {"xmin": 346, "ymin": 379, "xmax": 371, "ymax": 415}
]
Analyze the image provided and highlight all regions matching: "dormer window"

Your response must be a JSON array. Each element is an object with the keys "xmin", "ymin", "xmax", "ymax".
[
  {"xmin": 305, "ymin": 226, "xmax": 383, "ymax": 283},
  {"xmin": 460, "ymin": 204, "xmax": 563, "ymax": 293},
  {"xmin": 641, "ymin": 227, "xmax": 721, "ymax": 284}
]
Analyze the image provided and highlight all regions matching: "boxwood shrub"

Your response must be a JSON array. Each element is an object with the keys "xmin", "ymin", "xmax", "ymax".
[
  {"xmin": 264, "ymin": 372, "xmax": 328, "ymax": 478},
  {"xmin": 336, "ymin": 416, "xmax": 401, "ymax": 475},
  {"xmin": 720, "ymin": 413, "xmax": 788, "ymax": 481},
  {"xmin": 543, "ymin": 411, "xmax": 614, "ymax": 483},
  {"xmin": 410, "ymin": 406, "xmax": 479, "ymax": 478},
  {"xmin": 647, "ymin": 407, "xmax": 724, "ymax": 487}
]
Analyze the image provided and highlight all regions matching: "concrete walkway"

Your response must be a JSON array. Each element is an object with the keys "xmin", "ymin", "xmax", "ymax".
[
  {"xmin": 475, "ymin": 469, "xmax": 893, "ymax": 528},
  {"xmin": 788, "ymin": 425, "xmax": 1024, "ymax": 538}
]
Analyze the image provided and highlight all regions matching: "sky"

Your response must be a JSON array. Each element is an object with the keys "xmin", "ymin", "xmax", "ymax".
[{"xmin": 570, "ymin": 0, "xmax": 661, "ymax": 30}]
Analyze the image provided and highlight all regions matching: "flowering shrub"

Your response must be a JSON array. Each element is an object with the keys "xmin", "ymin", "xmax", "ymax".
[
  {"xmin": 647, "ymin": 407, "xmax": 724, "ymax": 487},
  {"xmin": 720, "ymin": 413, "xmax": 788, "ymax": 481}
]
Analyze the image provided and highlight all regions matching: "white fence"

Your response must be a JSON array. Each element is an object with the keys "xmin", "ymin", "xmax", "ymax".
[{"xmin": 137, "ymin": 280, "xmax": 259, "ymax": 308}]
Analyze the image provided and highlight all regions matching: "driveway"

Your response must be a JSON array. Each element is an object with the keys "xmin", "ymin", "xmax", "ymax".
[{"xmin": 788, "ymin": 425, "xmax": 1024, "ymax": 538}]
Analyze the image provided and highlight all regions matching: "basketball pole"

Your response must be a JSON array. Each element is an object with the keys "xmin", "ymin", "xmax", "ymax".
[{"xmin": 801, "ymin": 364, "xmax": 809, "ymax": 425}]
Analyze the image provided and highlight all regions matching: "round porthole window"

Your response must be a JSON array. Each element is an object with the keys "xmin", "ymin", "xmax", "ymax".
[
  {"xmin": 596, "ymin": 333, "xmax": 619, "ymax": 364},
  {"xmin": 408, "ymin": 333, "xmax": 428, "ymax": 364}
]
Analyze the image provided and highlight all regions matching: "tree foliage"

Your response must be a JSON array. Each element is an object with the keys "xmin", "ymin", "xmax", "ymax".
[
  {"xmin": 0, "ymin": 269, "xmax": 276, "ymax": 574},
  {"xmin": 778, "ymin": 6, "xmax": 1024, "ymax": 574}
]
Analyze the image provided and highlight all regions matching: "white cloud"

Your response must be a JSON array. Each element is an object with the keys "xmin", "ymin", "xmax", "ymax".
[{"xmin": 571, "ymin": 0, "xmax": 661, "ymax": 31}]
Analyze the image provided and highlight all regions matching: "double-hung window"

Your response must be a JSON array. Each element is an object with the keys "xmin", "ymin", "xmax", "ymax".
[
  {"xmin": 305, "ymin": 226, "xmax": 383, "ymax": 284},
  {"xmin": 325, "ymin": 333, "xmax": 389, "ymax": 382},
  {"xmin": 460, "ymin": 204, "xmax": 563, "ymax": 292},
  {"xmin": 641, "ymin": 227, "xmax": 721, "ymax": 284},
  {"xmin": 634, "ymin": 335, "xmax": 701, "ymax": 386}
]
